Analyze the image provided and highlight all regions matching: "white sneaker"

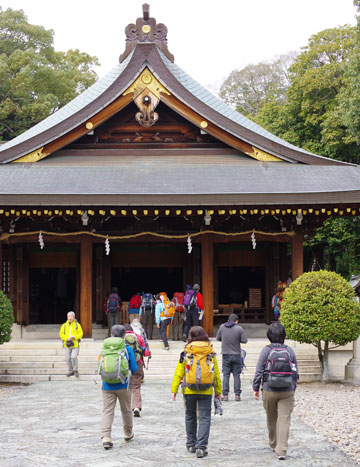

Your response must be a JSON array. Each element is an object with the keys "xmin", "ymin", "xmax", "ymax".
[{"xmin": 133, "ymin": 408, "xmax": 140, "ymax": 417}]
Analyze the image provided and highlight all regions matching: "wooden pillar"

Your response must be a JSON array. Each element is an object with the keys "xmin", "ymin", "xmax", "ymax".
[
  {"xmin": 9, "ymin": 246, "xmax": 17, "ymax": 321},
  {"xmin": 22, "ymin": 246, "xmax": 29, "ymax": 325},
  {"xmin": 279, "ymin": 243, "xmax": 289, "ymax": 281},
  {"xmin": 0, "ymin": 242, "xmax": 2, "ymax": 291},
  {"xmin": 80, "ymin": 235, "xmax": 93, "ymax": 338},
  {"xmin": 291, "ymin": 231, "xmax": 304, "ymax": 280},
  {"xmin": 201, "ymin": 233, "xmax": 214, "ymax": 337},
  {"xmin": 16, "ymin": 247, "xmax": 23, "ymax": 325}
]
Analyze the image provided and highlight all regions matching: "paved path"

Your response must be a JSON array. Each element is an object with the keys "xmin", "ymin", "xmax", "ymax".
[{"xmin": 0, "ymin": 379, "xmax": 356, "ymax": 467}]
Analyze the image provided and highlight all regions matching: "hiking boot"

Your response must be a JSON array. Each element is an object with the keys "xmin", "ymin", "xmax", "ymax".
[
  {"xmin": 102, "ymin": 437, "xmax": 113, "ymax": 450},
  {"xmin": 133, "ymin": 408, "xmax": 141, "ymax": 417},
  {"xmin": 222, "ymin": 394, "xmax": 228, "ymax": 401},
  {"xmin": 235, "ymin": 394, "xmax": 241, "ymax": 401},
  {"xmin": 278, "ymin": 455, "xmax": 286, "ymax": 460},
  {"xmin": 182, "ymin": 334, "xmax": 187, "ymax": 342},
  {"xmin": 163, "ymin": 345, "xmax": 169, "ymax": 350},
  {"xmin": 66, "ymin": 371, "xmax": 74, "ymax": 377},
  {"xmin": 187, "ymin": 446, "xmax": 196, "ymax": 453},
  {"xmin": 124, "ymin": 432, "xmax": 134, "ymax": 442},
  {"xmin": 196, "ymin": 448, "xmax": 208, "ymax": 458},
  {"xmin": 74, "ymin": 371, "xmax": 79, "ymax": 378}
]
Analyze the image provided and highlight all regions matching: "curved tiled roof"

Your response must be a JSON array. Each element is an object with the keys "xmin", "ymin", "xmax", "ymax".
[{"xmin": 0, "ymin": 42, "xmax": 349, "ymax": 166}]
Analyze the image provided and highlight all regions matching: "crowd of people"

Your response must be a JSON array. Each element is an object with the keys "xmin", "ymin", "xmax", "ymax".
[{"xmin": 59, "ymin": 287, "xmax": 299, "ymax": 461}]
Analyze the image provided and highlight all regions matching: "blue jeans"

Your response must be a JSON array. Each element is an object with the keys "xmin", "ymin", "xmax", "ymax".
[
  {"xmin": 184, "ymin": 394, "xmax": 212, "ymax": 449},
  {"xmin": 160, "ymin": 318, "xmax": 171, "ymax": 347},
  {"xmin": 222, "ymin": 354, "xmax": 243, "ymax": 395}
]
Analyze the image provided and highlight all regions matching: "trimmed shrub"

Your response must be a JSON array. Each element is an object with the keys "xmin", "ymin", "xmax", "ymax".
[
  {"xmin": 0, "ymin": 290, "xmax": 14, "ymax": 345},
  {"xmin": 280, "ymin": 270, "xmax": 360, "ymax": 382}
]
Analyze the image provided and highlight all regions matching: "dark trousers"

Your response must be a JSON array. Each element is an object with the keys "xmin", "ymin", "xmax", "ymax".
[
  {"xmin": 160, "ymin": 318, "xmax": 171, "ymax": 347},
  {"xmin": 222, "ymin": 354, "xmax": 243, "ymax": 395},
  {"xmin": 184, "ymin": 394, "xmax": 212, "ymax": 449},
  {"xmin": 183, "ymin": 308, "xmax": 199, "ymax": 337},
  {"xmin": 141, "ymin": 309, "xmax": 154, "ymax": 339}
]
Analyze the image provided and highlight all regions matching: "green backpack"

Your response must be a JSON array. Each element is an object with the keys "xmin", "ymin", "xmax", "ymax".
[
  {"xmin": 124, "ymin": 333, "xmax": 144, "ymax": 362},
  {"xmin": 98, "ymin": 337, "xmax": 129, "ymax": 384}
]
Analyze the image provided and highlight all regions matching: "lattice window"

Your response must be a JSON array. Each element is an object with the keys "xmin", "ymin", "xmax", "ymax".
[{"xmin": 2, "ymin": 260, "xmax": 10, "ymax": 294}]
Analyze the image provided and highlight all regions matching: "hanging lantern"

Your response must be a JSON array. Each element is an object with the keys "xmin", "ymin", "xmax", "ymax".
[
  {"xmin": 105, "ymin": 236, "xmax": 110, "ymax": 256},
  {"xmin": 187, "ymin": 235, "xmax": 192, "ymax": 254},
  {"xmin": 39, "ymin": 231, "xmax": 45, "ymax": 250}
]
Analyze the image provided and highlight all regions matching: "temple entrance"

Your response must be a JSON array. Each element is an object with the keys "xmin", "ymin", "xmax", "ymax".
[
  {"xmin": 111, "ymin": 267, "xmax": 183, "ymax": 301},
  {"xmin": 29, "ymin": 268, "xmax": 76, "ymax": 324}
]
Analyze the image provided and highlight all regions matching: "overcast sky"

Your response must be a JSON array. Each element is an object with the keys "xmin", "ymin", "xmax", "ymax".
[{"xmin": 1, "ymin": 0, "xmax": 357, "ymax": 90}]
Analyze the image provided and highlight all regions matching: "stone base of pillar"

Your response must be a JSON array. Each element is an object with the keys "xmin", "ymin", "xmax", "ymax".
[{"xmin": 345, "ymin": 358, "xmax": 360, "ymax": 385}]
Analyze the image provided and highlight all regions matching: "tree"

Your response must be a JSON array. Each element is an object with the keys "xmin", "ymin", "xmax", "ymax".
[
  {"xmin": 306, "ymin": 217, "xmax": 360, "ymax": 279},
  {"xmin": 219, "ymin": 54, "xmax": 295, "ymax": 118},
  {"xmin": 0, "ymin": 7, "xmax": 99, "ymax": 140},
  {"xmin": 339, "ymin": 1, "xmax": 360, "ymax": 146},
  {"xmin": 280, "ymin": 270, "xmax": 360, "ymax": 383},
  {"xmin": 256, "ymin": 25, "xmax": 358, "ymax": 163},
  {"xmin": 0, "ymin": 290, "xmax": 14, "ymax": 345}
]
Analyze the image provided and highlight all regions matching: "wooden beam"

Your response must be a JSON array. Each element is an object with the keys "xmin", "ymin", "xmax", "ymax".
[
  {"xmin": 201, "ymin": 233, "xmax": 214, "ymax": 336},
  {"xmin": 80, "ymin": 235, "xmax": 93, "ymax": 337},
  {"xmin": 160, "ymin": 93, "xmax": 282, "ymax": 161},
  {"xmin": 291, "ymin": 231, "xmax": 304, "ymax": 280},
  {"xmin": 38, "ymin": 94, "xmax": 134, "ymax": 158},
  {"xmin": 9, "ymin": 246, "xmax": 17, "ymax": 322}
]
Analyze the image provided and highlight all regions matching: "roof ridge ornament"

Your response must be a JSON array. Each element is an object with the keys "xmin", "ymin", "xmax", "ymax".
[{"xmin": 119, "ymin": 3, "xmax": 174, "ymax": 63}]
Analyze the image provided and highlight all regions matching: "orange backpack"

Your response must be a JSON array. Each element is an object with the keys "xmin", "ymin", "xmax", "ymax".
[{"xmin": 159, "ymin": 292, "xmax": 176, "ymax": 318}]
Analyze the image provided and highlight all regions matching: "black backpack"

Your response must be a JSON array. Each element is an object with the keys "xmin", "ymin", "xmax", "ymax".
[
  {"xmin": 264, "ymin": 344, "xmax": 297, "ymax": 389},
  {"xmin": 143, "ymin": 293, "xmax": 153, "ymax": 310},
  {"xmin": 107, "ymin": 293, "xmax": 120, "ymax": 313}
]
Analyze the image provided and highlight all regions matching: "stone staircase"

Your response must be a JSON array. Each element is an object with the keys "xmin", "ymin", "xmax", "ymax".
[{"xmin": 0, "ymin": 332, "xmax": 322, "ymax": 384}]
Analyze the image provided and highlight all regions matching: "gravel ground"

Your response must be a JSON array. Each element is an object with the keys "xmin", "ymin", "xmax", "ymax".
[{"xmin": 295, "ymin": 382, "xmax": 360, "ymax": 465}]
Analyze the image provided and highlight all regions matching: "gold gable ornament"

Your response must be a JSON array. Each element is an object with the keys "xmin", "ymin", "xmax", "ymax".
[
  {"xmin": 12, "ymin": 147, "xmax": 48, "ymax": 163},
  {"xmin": 247, "ymin": 146, "xmax": 282, "ymax": 162}
]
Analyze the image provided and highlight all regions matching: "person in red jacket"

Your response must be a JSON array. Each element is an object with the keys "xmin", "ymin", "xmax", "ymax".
[{"xmin": 182, "ymin": 283, "xmax": 204, "ymax": 341}]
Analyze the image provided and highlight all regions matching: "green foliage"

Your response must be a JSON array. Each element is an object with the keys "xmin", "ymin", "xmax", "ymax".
[
  {"xmin": 280, "ymin": 270, "xmax": 360, "ymax": 347},
  {"xmin": 219, "ymin": 55, "xmax": 294, "ymax": 118},
  {"xmin": 339, "ymin": 2, "xmax": 360, "ymax": 146},
  {"xmin": 0, "ymin": 7, "xmax": 99, "ymax": 140},
  {"xmin": 256, "ymin": 25, "xmax": 358, "ymax": 163},
  {"xmin": 0, "ymin": 290, "xmax": 14, "ymax": 345},
  {"xmin": 306, "ymin": 217, "xmax": 360, "ymax": 279}
]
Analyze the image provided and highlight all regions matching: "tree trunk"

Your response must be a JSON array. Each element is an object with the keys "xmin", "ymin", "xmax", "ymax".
[{"xmin": 318, "ymin": 341, "xmax": 329, "ymax": 383}]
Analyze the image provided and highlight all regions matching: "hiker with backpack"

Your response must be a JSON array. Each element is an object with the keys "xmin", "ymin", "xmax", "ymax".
[
  {"xmin": 140, "ymin": 292, "xmax": 154, "ymax": 339},
  {"xmin": 128, "ymin": 292, "xmax": 142, "ymax": 323},
  {"xmin": 155, "ymin": 292, "xmax": 174, "ymax": 350},
  {"xmin": 253, "ymin": 322, "xmax": 299, "ymax": 461},
  {"xmin": 171, "ymin": 326, "xmax": 222, "ymax": 459},
  {"xmin": 59, "ymin": 311, "xmax": 83, "ymax": 377},
  {"xmin": 216, "ymin": 313, "xmax": 248, "ymax": 401},
  {"xmin": 106, "ymin": 287, "xmax": 122, "ymax": 330},
  {"xmin": 123, "ymin": 323, "xmax": 147, "ymax": 417},
  {"xmin": 98, "ymin": 325, "xmax": 138, "ymax": 450},
  {"xmin": 171, "ymin": 291, "xmax": 185, "ymax": 341},
  {"xmin": 130, "ymin": 317, "xmax": 151, "ymax": 382},
  {"xmin": 182, "ymin": 284, "xmax": 204, "ymax": 342}
]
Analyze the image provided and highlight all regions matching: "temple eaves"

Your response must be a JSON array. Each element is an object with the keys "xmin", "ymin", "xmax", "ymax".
[{"xmin": 119, "ymin": 3, "xmax": 174, "ymax": 63}]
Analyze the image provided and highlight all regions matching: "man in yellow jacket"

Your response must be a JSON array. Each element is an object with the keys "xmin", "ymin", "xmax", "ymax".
[
  {"xmin": 171, "ymin": 326, "xmax": 222, "ymax": 459},
  {"xmin": 59, "ymin": 311, "xmax": 83, "ymax": 377}
]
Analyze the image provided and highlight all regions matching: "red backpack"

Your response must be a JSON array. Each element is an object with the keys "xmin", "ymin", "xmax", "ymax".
[
  {"xmin": 173, "ymin": 292, "xmax": 185, "ymax": 312},
  {"xmin": 129, "ymin": 294, "xmax": 142, "ymax": 309}
]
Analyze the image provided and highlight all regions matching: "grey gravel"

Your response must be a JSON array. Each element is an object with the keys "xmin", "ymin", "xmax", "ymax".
[{"xmin": 295, "ymin": 382, "xmax": 360, "ymax": 465}]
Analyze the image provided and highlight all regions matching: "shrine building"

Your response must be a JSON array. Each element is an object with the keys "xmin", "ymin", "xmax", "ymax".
[{"xmin": 1, "ymin": 4, "xmax": 360, "ymax": 337}]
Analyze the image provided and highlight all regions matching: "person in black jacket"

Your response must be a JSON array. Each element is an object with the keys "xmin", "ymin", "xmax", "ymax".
[{"xmin": 253, "ymin": 322, "xmax": 298, "ymax": 461}]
